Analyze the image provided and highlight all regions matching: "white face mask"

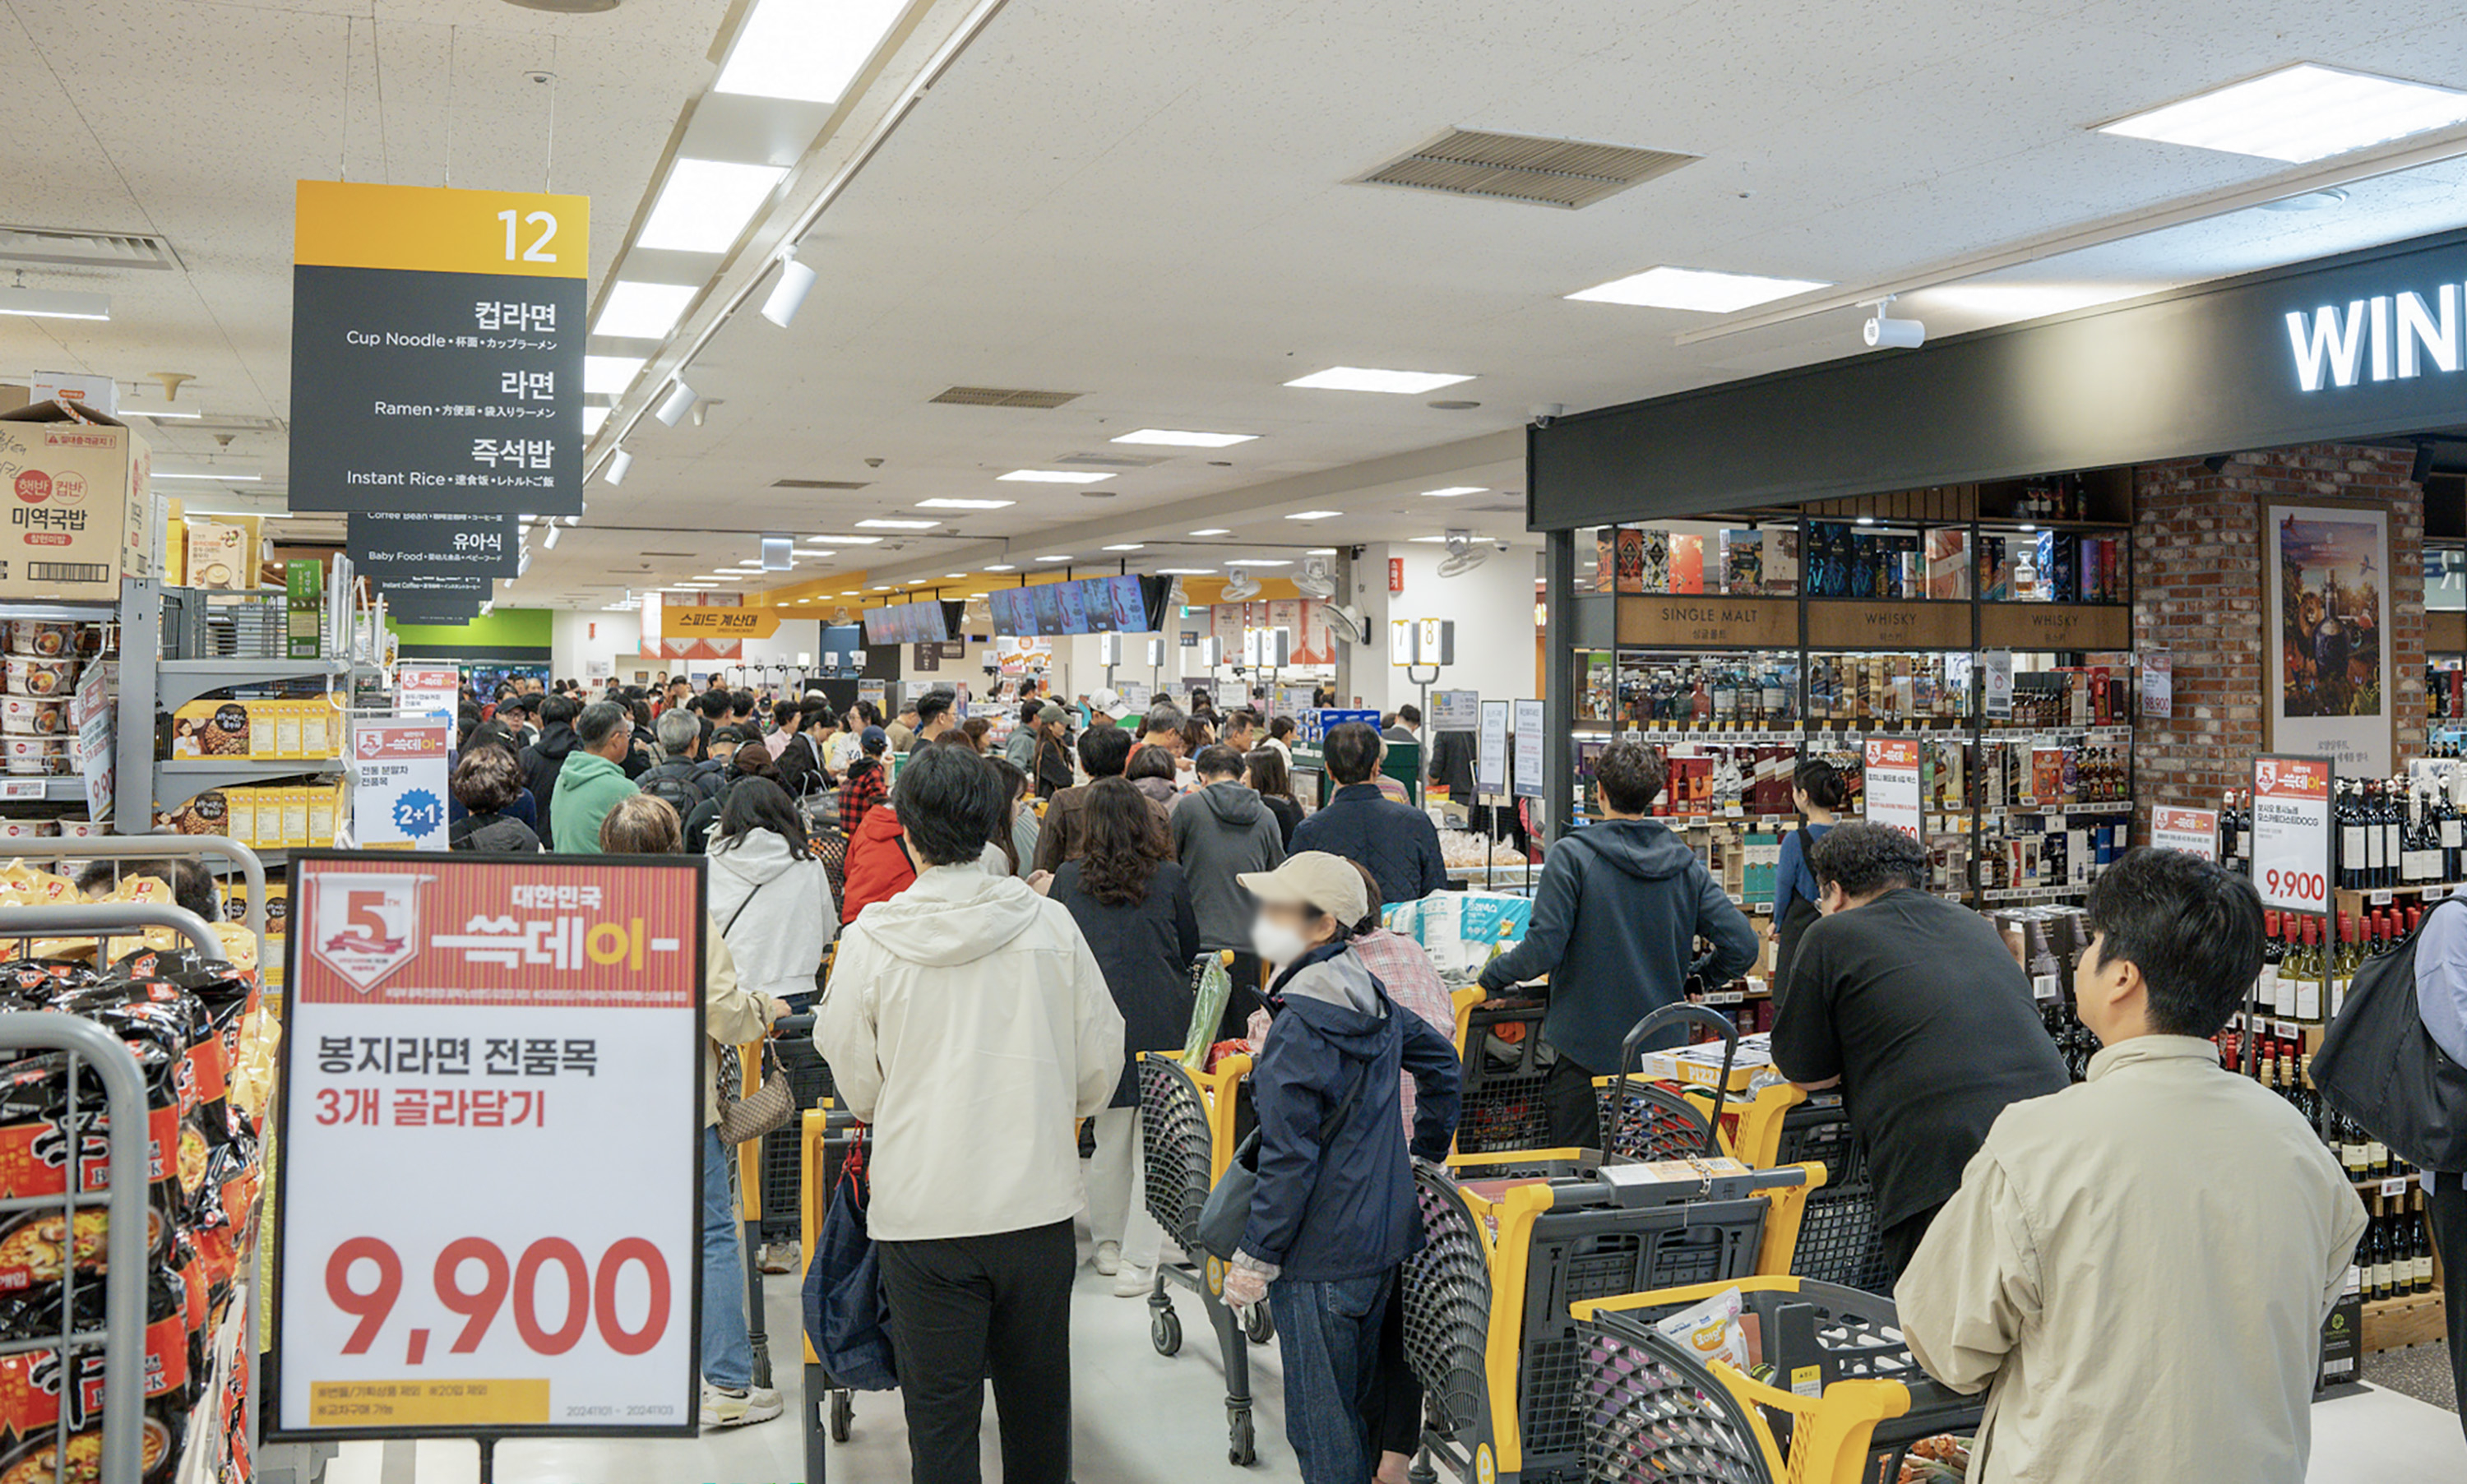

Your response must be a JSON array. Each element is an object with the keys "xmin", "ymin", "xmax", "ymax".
[{"xmin": 1251, "ymin": 917, "xmax": 1312, "ymax": 968}]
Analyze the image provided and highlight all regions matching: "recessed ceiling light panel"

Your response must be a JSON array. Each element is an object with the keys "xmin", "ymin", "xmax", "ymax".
[
  {"xmin": 1420, "ymin": 486, "xmax": 1485, "ymax": 498},
  {"xmin": 1110, "ymin": 428, "xmax": 1258, "ymax": 447},
  {"xmin": 584, "ymin": 355, "xmax": 646, "ymax": 395},
  {"xmin": 595, "ymin": 280, "xmax": 698, "ymax": 340},
  {"xmin": 917, "ymin": 497, "xmax": 1015, "ymax": 509},
  {"xmin": 1284, "ymin": 367, "xmax": 1473, "ymax": 394},
  {"xmin": 1567, "ymin": 266, "xmax": 1830, "ymax": 312},
  {"xmin": 1187, "ymin": 528, "xmax": 1232, "ymax": 537},
  {"xmin": 2096, "ymin": 62, "xmax": 2467, "ymax": 163},
  {"xmin": 854, "ymin": 517, "xmax": 939, "ymax": 529},
  {"xmin": 637, "ymin": 159, "xmax": 789, "ymax": 253},
  {"xmin": 1285, "ymin": 510, "xmax": 1341, "ymax": 520},
  {"xmin": 999, "ymin": 469, "xmax": 1116, "ymax": 483}
]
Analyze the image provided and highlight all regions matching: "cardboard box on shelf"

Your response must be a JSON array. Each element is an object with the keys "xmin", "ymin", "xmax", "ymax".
[
  {"xmin": 0, "ymin": 402, "xmax": 153, "ymax": 602},
  {"xmin": 171, "ymin": 700, "xmax": 252, "ymax": 759},
  {"xmin": 223, "ymin": 787, "xmax": 257, "ymax": 847},
  {"xmin": 286, "ymin": 560, "xmax": 324, "ymax": 658},
  {"xmin": 183, "ymin": 517, "xmax": 255, "ymax": 590}
]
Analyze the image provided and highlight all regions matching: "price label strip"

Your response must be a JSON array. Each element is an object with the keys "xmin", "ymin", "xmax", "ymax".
[{"xmin": 269, "ymin": 853, "xmax": 706, "ymax": 1442}]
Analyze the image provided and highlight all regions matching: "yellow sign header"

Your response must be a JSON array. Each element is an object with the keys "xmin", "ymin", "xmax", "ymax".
[
  {"xmin": 295, "ymin": 181, "xmax": 590, "ymax": 279},
  {"xmin": 669, "ymin": 607, "xmax": 784, "ymax": 640}
]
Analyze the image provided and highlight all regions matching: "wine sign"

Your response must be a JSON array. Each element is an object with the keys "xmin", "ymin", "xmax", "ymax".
[
  {"xmin": 2252, "ymin": 755, "xmax": 2334, "ymax": 916},
  {"xmin": 2150, "ymin": 806, "xmax": 2219, "ymax": 862},
  {"xmin": 270, "ymin": 853, "xmax": 706, "ymax": 1442}
]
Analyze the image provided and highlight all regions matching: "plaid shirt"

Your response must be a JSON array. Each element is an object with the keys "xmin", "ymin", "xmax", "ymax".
[
  {"xmin": 839, "ymin": 760, "xmax": 886, "ymax": 830},
  {"xmin": 1348, "ymin": 927, "xmax": 1456, "ymax": 1128}
]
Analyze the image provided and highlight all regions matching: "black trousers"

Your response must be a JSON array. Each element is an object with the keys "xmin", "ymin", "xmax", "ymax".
[
  {"xmin": 1366, "ymin": 1273, "xmax": 1423, "ymax": 1458},
  {"xmin": 2428, "ymin": 1171, "xmax": 2467, "ymax": 1442},
  {"xmin": 1544, "ymin": 1052, "xmax": 1603, "ymax": 1150},
  {"xmin": 1877, "ymin": 1202, "xmax": 1947, "ymax": 1286},
  {"xmin": 877, "ymin": 1219, "xmax": 1075, "ymax": 1484}
]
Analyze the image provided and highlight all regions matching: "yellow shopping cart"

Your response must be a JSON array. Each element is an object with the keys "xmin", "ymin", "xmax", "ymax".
[{"xmin": 1569, "ymin": 1276, "xmax": 1983, "ymax": 1482}]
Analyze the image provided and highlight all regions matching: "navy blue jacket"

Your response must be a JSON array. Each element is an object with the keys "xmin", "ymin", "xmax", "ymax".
[
  {"xmin": 1478, "ymin": 817, "xmax": 1758, "ymax": 1072},
  {"xmin": 1289, "ymin": 783, "xmax": 1449, "ymax": 906},
  {"xmin": 1239, "ymin": 944, "xmax": 1461, "ymax": 1282}
]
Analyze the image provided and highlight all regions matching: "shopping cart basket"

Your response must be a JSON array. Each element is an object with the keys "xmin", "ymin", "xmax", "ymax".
[
  {"xmin": 1451, "ymin": 987, "xmax": 1553, "ymax": 1153},
  {"xmin": 798, "ymin": 1103, "xmax": 868, "ymax": 1482},
  {"xmin": 1137, "ymin": 1051, "xmax": 1273, "ymax": 1465},
  {"xmin": 1691, "ymin": 1083, "xmax": 1892, "ymax": 1294},
  {"xmin": 1570, "ymin": 1277, "xmax": 1983, "ymax": 1483}
]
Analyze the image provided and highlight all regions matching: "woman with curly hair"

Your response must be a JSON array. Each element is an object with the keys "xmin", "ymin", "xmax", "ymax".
[{"xmin": 1045, "ymin": 776, "xmax": 1198, "ymax": 1295}]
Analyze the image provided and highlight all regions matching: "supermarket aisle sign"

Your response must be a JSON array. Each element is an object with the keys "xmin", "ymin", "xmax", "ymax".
[
  {"xmin": 1862, "ymin": 737, "xmax": 1923, "ymax": 840},
  {"xmin": 351, "ymin": 716, "xmax": 452, "ymax": 849},
  {"xmin": 270, "ymin": 853, "xmax": 705, "ymax": 1444},
  {"xmin": 1512, "ymin": 700, "xmax": 1545, "ymax": 799},
  {"xmin": 2150, "ymin": 806, "xmax": 2219, "ymax": 862},
  {"xmin": 2252, "ymin": 754, "xmax": 2334, "ymax": 914},
  {"xmin": 290, "ymin": 180, "xmax": 589, "ymax": 515},
  {"xmin": 1476, "ymin": 700, "xmax": 1508, "ymax": 795},
  {"xmin": 396, "ymin": 666, "xmax": 462, "ymax": 719}
]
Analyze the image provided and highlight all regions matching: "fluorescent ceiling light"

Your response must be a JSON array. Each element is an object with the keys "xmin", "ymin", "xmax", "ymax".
[
  {"xmin": 1407, "ymin": 535, "xmax": 1459, "ymax": 543},
  {"xmin": 1156, "ymin": 566, "xmax": 1215, "ymax": 575},
  {"xmin": 2096, "ymin": 62, "xmax": 2467, "ymax": 163},
  {"xmin": 870, "ymin": 585, "xmax": 891, "ymax": 591},
  {"xmin": 841, "ymin": 590, "xmax": 859, "ymax": 595},
  {"xmin": 1187, "ymin": 527, "xmax": 1232, "ymax": 537},
  {"xmin": 0, "ymin": 285, "xmax": 108, "ymax": 321},
  {"xmin": 595, "ymin": 281, "xmax": 699, "ymax": 340},
  {"xmin": 854, "ymin": 517, "xmax": 939, "ymax": 529},
  {"xmin": 1225, "ymin": 559, "xmax": 1293, "ymax": 567},
  {"xmin": 944, "ymin": 571, "xmax": 968, "ymax": 578},
  {"xmin": 1284, "ymin": 367, "xmax": 1471, "ymax": 394},
  {"xmin": 187, "ymin": 507, "xmax": 292, "ymax": 520},
  {"xmin": 998, "ymin": 469, "xmax": 1116, "ymax": 483},
  {"xmin": 581, "ymin": 406, "xmax": 611, "ymax": 437},
  {"xmin": 805, "ymin": 549, "xmax": 836, "ymax": 559},
  {"xmin": 1111, "ymin": 428, "xmax": 1258, "ymax": 448},
  {"xmin": 155, "ymin": 470, "xmax": 262, "ymax": 482},
  {"xmin": 119, "ymin": 405, "xmax": 201, "ymax": 421},
  {"xmin": 1036, "ymin": 554, "xmax": 1072, "ymax": 562},
  {"xmin": 1285, "ymin": 511, "xmax": 1340, "ymax": 520},
  {"xmin": 808, "ymin": 534, "xmax": 884, "ymax": 544},
  {"xmin": 714, "ymin": 0, "xmax": 909, "ymax": 104},
  {"xmin": 985, "ymin": 563, "xmax": 1017, "ymax": 571},
  {"xmin": 917, "ymin": 497, "xmax": 1014, "ymax": 509},
  {"xmin": 585, "ymin": 355, "xmax": 646, "ymax": 395},
  {"xmin": 1307, "ymin": 548, "xmax": 1336, "ymax": 555},
  {"xmin": 1420, "ymin": 486, "xmax": 1485, "ymax": 498},
  {"xmin": 1567, "ymin": 266, "xmax": 1830, "ymax": 312},
  {"xmin": 637, "ymin": 159, "xmax": 789, "ymax": 253},
  {"xmin": 1103, "ymin": 543, "xmax": 1145, "ymax": 551}
]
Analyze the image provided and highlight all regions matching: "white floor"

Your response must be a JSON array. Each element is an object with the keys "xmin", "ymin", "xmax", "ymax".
[{"xmin": 308, "ymin": 1247, "xmax": 2465, "ymax": 1484}]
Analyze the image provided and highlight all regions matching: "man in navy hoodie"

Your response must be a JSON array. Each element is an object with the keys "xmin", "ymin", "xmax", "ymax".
[
  {"xmin": 1479, "ymin": 741, "xmax": 1758, "ymax": 1149},
  {"xmin": 1223, "ymin": 852, "xmax": 1460, "ymax": 1484}
]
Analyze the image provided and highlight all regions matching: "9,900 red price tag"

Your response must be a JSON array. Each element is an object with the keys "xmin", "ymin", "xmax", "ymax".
[{"xmin": 326, "ymin": 1237, "xmax": 670, "ymax": 1361}]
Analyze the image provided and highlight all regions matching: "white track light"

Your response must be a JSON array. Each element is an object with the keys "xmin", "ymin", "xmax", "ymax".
[
  {"xmin": 604, "ymin": 447, "xmax": 634, "ymax": 485},
  {"xmin": 761, "ymin": 253, "xmax": 817, "ymax": 329},
  {"xmin": 1861, "ymin": 295, "xmax": 1926, "ymax": 350},
  {"xmin": 653, "ymin": 379, "xmax": 697, "ymax": 427}
]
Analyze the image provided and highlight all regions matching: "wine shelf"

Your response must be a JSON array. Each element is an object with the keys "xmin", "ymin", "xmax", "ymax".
[{"xmin": 2362, "ymin": 1290, "xmax": 2447, "ymax": 1353}]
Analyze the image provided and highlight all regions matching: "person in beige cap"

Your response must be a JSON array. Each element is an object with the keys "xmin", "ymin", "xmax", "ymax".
[{"xmin": 1220, "ymin": 852, "xmax": 1460, "ymax": 1484}]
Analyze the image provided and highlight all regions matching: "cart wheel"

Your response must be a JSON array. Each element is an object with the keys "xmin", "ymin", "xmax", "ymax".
[
  {"xmin": 1151, "ymin": 1306, "xmax": 1183, "ymax": 1357},
  {"xmin": 1228, "ymin": 1405, "xmax": 1256, "ymax": 1466},
  {"xmin": 829, "ymin": 1389, "xmax": 854, "ymax": 1443},
  {"xmin": 1243, "ymin": 1302, "xmax": 1273, "ymax": 1345}
]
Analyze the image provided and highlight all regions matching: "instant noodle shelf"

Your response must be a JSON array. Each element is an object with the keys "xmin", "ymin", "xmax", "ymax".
[
  {"xmin": 0, "ymin": 779, "xmax": 90, "ymax": 804},
  {"xmin": 1, "ymin": 837, "xmax": 271, "ymax": 969},
  {"xmin": 0, "ymin": 900, "xmax": 235, "ymax": 1484}
]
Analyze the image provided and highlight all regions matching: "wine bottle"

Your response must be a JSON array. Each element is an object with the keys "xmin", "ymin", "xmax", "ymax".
[
  {"xmin": 2340, "ymin": 782, "xmax": 2366, "ymax": 891},
  {"xmin": 2261, "ymin": 911, "xmax": 2284, "ymax": 1017}
]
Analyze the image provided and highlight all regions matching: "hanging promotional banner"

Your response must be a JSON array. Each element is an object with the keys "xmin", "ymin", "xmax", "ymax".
[
  {"xmin": 351, "ymin": 715, "xmax": 452, "ymax": 848},
  {"xmin": 1512, "ymin": 700, "xmax": 1545, "ymax": 799},
  {"xmin": 349, "ymin": 510, "xmax": 521, "ymax": 580},
  {"xmin": 271, "ymin": 853, "xmax": 704, "ymax": 1444},
  {"xmin": 396, "ymin": 666, "xmax": 462, "ymax": 719},
  {"xmin": 2252, "ymin": 754, "xmax": 2334, "ymax": 916},
  {"xmin": 1981, "ymin": 649, "xmax": 2014, "ymax": 719},
  {"xmin": 1431, "ymin": 689, "xmax": 1481, "ymax": 730},
  {"xmin": 289, "ymin": 180, "xmax": 589, "ymax": 515},
  {"xmin": 1862, "ymin": 737, "xmax": 1923, "ymax": 840},
  {"xmin": 1477, "ymin": 700, "xmax": 1509, "ymax": 795},
  {"xmin": 2150, "ymin": 805, "xmax": 2219, "ymax": 862}
]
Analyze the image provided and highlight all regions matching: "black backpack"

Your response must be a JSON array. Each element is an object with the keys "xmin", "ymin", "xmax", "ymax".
[
  {"xmin": 638, "ymin": 763, "xmax": 705, "ymax": 820},
  {"xmin": 2313, "ymin": 898, "xmax": 2467, "ymax": 1172}
]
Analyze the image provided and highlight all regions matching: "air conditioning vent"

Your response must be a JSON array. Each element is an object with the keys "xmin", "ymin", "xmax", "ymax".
[
  {"xmin": 771, "ymin": 478, "xmax": 872, "ymax": 490},
  {"xmin": 1355, "ymin": 130, "xmax": 1695, "ymax": 209},
  {"xmin": 1053, "ymin": 451, "xmax": 1168, "ymax": 469},
  {"xmin": 0, "ymin": 226, "xmax": 181, "ymax": 270},
  {"xmin": 929, "ymin": 386, "xmax": 1083, "ymax": 409}
]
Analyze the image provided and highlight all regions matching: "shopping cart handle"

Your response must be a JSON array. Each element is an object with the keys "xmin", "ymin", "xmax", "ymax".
[
  {"xmin": 1610, "ymin": 1003, "xmax": 1741, "ymax": 1160},
  {"xmin": 774, "ymin": 1013, "xmax": 817, "ymax": 1036}
]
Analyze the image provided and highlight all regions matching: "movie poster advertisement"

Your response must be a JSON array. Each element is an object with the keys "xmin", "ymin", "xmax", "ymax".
[{"xmin": 2267, "ymin": 504, "xmax": 2391, "ymax": 776}]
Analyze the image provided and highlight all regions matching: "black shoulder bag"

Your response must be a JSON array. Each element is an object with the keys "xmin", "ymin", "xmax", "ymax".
[
  {"xmin": 2312, "ymin": 899, "xmax": 2467, "ymax": 1173},
  {"xmin": 1195, "ymin": 1064, "xmax": 1365, "ymax": 1261}
]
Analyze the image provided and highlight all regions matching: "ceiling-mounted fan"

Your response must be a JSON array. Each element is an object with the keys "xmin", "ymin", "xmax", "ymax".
[
  {"xmin": 1221, "ymin": 566, "xmax": 1263, "ymax": 601},
  {"xmin": 1437, "ymin": 529, "xmax": 1492, "ymax": 579},
  {"xmin": 1294, "ymin": 558, "xmax": 1339, "ymax": 600}
]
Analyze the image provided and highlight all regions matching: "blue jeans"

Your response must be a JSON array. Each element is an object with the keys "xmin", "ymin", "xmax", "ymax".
[
  {"xmin": 701, "ymin": 1125, "xmax": 754, "ymax": 1389},
  {"xmin": 1268, "ymin": 1270, "xmax": 1391, "ymax": 1484}
]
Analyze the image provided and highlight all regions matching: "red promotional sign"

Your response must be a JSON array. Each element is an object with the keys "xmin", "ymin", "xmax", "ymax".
[
  {"xmin": 1388, "ymin": 557, "xmax": 1404, "ymax": 594},
  {"xmin": 2252, "ymin": 755, "xmax": 2333, "ymax": 914},
  {"xmin": 273, "ymin": 853, "xmax": 705, "ymax": 1443}
]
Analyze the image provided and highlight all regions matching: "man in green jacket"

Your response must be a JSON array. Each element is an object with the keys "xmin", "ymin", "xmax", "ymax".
[{"xmin": 552, "ymin": 702, "xmax": 641, "ymax": 853}]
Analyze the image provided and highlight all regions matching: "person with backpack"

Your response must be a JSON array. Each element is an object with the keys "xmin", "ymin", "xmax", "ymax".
[
  {"xmin": 708, "ymin": 778, "xmax": 835, "ymax": 1012},
  {"xmin": 637, "ymin": 710, "xmax": 720, "ymax": 821}
]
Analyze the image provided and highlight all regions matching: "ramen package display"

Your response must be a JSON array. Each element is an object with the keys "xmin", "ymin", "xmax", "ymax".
[{"xmin": 0, "ymin": 944, "xmax": 269, "ymax": 1480}]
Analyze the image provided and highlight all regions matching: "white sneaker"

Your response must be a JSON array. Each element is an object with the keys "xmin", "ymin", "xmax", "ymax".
[
  {"xmin": 1113, "ymin": 1265, "xmax": 1152, "ymax": 1299},
  {"xmin": 1093, "ymin": 1240, "xmax": 1121, "ymax": 1276},
  {"xmin": 701, "ymin": 1383, "xmax": 785, "ymax": 1429}
]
